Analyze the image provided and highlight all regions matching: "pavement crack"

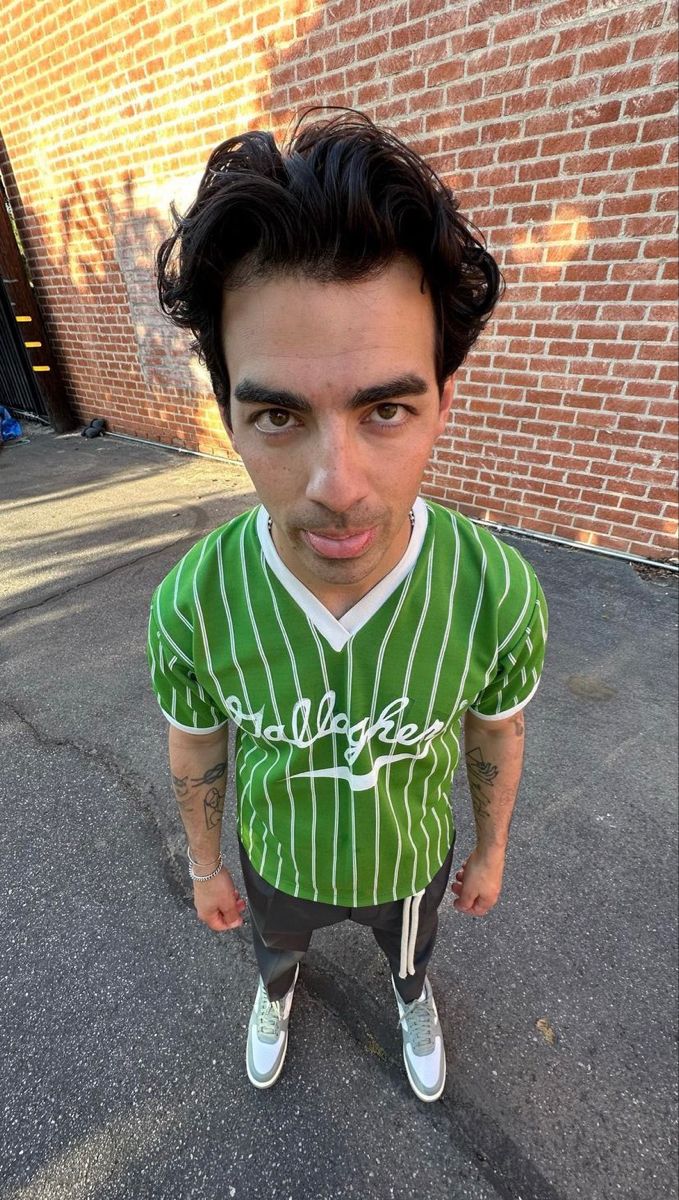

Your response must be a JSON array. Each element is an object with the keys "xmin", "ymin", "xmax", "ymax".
[
  {"xmin": 0, "ymin": 529, "xmax": 195, "ymax": 624},
  {"xmin": 2, "ymin": 699, "xmax": 191, "ymax": 910}
]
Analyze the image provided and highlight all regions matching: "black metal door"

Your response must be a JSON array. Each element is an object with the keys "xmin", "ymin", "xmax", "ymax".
[
  {"xmin": 0, "ymin": 147, "xmax": 76, "ymax": 433},
  {"xmin": 0, "ymin": 273, "xmax": 49, "ymax": 420}
]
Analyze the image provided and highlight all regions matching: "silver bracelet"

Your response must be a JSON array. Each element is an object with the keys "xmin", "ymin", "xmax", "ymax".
[{"xmin": 188, "ymin": 849, "xmax": 223, "ymax": 882}]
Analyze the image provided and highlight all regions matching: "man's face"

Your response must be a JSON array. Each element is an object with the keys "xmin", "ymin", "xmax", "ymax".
[{"xmin": 222, "ymin": 256, "xmax": 453, "ymax": 610}]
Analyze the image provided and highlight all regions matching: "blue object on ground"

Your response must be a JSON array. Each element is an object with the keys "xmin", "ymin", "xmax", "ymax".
[{"xmin": 0, "ymin": 406, "xmax": 22, "ymax": 443}]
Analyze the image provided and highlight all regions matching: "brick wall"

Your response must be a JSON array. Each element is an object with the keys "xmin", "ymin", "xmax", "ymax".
[{"xmin": 1, "ymin": 0, "xmax": 677, "ymax": 561}]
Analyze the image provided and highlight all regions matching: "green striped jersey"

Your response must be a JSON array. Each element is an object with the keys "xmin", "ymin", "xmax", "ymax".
[{"xmin": 147, "ymin": 498, "xmax": 547, "ymax": 906}]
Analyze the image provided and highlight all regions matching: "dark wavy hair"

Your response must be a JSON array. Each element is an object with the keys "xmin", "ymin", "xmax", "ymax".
[{"xmin": 156, "ymin": 107, "xmax": 504, "ymax": 423}]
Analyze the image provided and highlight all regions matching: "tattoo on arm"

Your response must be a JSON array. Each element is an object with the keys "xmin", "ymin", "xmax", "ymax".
[
  {"xmin": 203, "ymin": 786, "xmax": 225, "ymax": 829},
  {"xmin": 471, "ymin": 789, "xmax": 491, "ymax": 823},
  {"xmin": 466, "ymin": 745, "xmax": 498, "ymax": 824},
  {"xmin": 171, "ymin": 773, "xmax": 195, "ymax": 813},
  {"xmin": 191, "ymin": 760, "xmax": 227, "ymax": 785},
  {"xmin": 172, "ymin": 761, "xmax": 227, "ymax": 823},
  {"xmin": 466, "ymin": 746, "xmax": 498, "ymax": 786}
]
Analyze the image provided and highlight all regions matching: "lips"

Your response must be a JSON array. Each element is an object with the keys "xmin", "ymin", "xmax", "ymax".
[{"xmin": 302, "ymin": 526, "xmax": 376, "ymax": 559}]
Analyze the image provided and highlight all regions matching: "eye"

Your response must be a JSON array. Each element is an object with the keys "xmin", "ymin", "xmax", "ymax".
[
  {"xmin": 253, "ymin": 409, "xmax": 298, "ymax": 432},
  {"xmin": 367, "ymin": 403, "xmax": 409, "ymax": 426}
]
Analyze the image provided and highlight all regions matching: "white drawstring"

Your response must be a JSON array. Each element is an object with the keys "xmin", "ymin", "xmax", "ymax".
[{"xmin": 398, "ymin": 889, "xmax": 425, "ymax": 978}]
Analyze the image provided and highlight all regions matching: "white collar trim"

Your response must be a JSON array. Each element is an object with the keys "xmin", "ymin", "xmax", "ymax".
[{"xmin": 255, "ymin": 498, "xmax": 429, "ymax": 652}]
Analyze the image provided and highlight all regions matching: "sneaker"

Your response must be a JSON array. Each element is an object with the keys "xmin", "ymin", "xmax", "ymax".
[
  {"xmin": 392, "ymin": 975, "xmax": 446, "ymax": 1102},
  {"xmin": 246, "ymin": 965, "xmax": 299, "ymax": 1089}
]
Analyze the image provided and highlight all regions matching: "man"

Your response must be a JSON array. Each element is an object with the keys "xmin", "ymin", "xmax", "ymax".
[{"xmin": 148, "ymin": 109, "xmax": 547, "ymax": 1102}]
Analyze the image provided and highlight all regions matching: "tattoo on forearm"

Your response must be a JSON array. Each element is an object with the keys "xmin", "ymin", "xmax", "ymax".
[
  {"xmin": 203, "ymin": 786, "xmax": 225, "ymax": 829},
  {"xmin": 192, "ymin": 760, "xmax": 227, "ymax": 785},
  {"xmin": 466, "ymin": 746, "xmax": 498, "ymax": 786},
  {"xmin": 172, "ymin": 760, "xmax": 226, "ymax": 825},
  {"xmin": 171, "ymin": 773, "xmax": 195, "ymax": 813},
  {"xmin": 466, "ymin": 746, "xmax": 498, "ymax": 824},
  {"xmin": 470, "ymin": 786, "xmax": 492, "ymax": 823}
]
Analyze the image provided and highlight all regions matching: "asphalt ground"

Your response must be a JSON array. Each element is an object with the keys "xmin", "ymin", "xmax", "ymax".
[{"xmin": 1, "ymin": 424, "xmax": 677, "ymax": 1200}]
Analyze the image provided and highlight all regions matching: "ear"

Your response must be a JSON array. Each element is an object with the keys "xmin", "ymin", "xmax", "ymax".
[
  {"xmin": 436, "ymin": 376, "xmax": 454, "ymax": 435},
  {"xmin": 218, "ymin": 403, "xmax": 236, "ymax": 450}
]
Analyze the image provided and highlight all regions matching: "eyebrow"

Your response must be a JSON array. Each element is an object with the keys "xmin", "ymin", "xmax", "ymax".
[{"xmin": 232, "ymin": 373, "xmax": 430, "ymax": 413}]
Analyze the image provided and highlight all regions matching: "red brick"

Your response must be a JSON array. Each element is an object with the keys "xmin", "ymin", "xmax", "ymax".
[
  {"xmin": 506, "ymin": 86, "xmax": 554, "ymax": 115},
  {"xmin": 607, "ymin": 4, "xmax": 667, "ymax": 38},
  {"xmin": 620, "ymin": 321, "xmax": 669, "ymax": 342},
  {"xmin": 579, "ymin": 41, "xmax": 632, "ymax": 74},
  {"xmin": 648, "ymin": 399, "xmax": 679, "ymax": 418},
  {"xmin": 549, "ymin": 22, "xmax": 599, "ymax": 53},
  {"xmin": 567, "ymin": 150, "xmax": 619, "ymax": 178},
  {"xmin": 634, "ymin": 29, "xmax": 679, "ymax": 61},
  {"xmin": 539, "ymin": 131, "xmax": 588, "ymax": 156},
  {"xmin": 495, "ymin": 10, "xmax": 539, "ymax": 44},
  {"xmin": 592, "ymin": 241, "xmax": 644, "ymax": 262},
  {"xmin": 642, "ymin": 117, "xmax": 679, "ymax": 145},
  {"xmin": 600, "ymin": 63, "xmax": 655, "ymax": 95},
  {"xmin": 588, "ymin": 124, "xmax": 641, "ymax": 151},
  {"xmin": 295, "ymin": 54, "xmax": 325, "ymax": 80},
  {"xmin": 466, "ymin": 45, "xmax": 511, "ymax": 74},
  {"xmin": 625, "ymin": 91, "xmax": 678, "ymax": 119},
  {"xmin": 581, "ymin": 172, "xmax": 634, "ymax": 197},
  {"xmin": 345, "ymin": 62, "xmax": 378, "ymax": 85},
  {"xmin": 623, "ymin": 380, "xmax": 676, "ymax": 401},
  {"xmin": 573, "ymin": 101, "xmax": 623, "ymax": 130},
  {"xmin": 601, "ymin": 194, "xmax": 654, "ymax": 217},
  {"xmin": 529, "ymin": 54, "xmax": 576, "ymax": 85},
  {"xmin": 389, "ymin": 17, "xmax": 427, "ymax": 48},
  {"xmin": 467, "ymin": 0, "xmax": 512, "ymax": 26},
  {"xmin": 633, "ymin": 511, "xmax": 675, "ymax": 534},
  {"xmin": 508, "ymin": 32, "xmax": 556, "ymax": 66},
  {"xmin": 590, "ymin": 340, "xmax": 643, "ymax": 357},
  {"xmin": 644, "ymin": 237, "xmax": 679, "ymax": 260},
  {"xmin": 538, "ymin": 0, "xmax": 590, "ymax": 27},
  {"xmin": 625, "ymin": 215, "xmax": 677, "ymax": 239},
  {"xmin": 324, "ymin": 44, "xmax": 355, "ymax": 71},
  {"xmin": 448, "ymin": 25, "xmax": 488, "ymax": 54}
]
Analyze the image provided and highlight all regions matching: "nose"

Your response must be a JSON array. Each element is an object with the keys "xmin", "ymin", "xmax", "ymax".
[{"xmin": 304, "ymin": 425, "xmax": 368, "ymax": 515}]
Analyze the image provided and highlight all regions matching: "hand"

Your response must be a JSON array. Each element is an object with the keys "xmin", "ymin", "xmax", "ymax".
[
  {"xmin": 193, "ymin": 866, "xmax": 247, "ymax": 932},
  {"xmin": 451, "ymin": 847, "xmax": 505, "ymax": 917}
]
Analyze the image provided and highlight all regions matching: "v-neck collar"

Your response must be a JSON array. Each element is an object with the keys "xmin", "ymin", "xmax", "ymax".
[{"xmin": 255, "ymin": 498, "xmax": 429, "ymax": 652}]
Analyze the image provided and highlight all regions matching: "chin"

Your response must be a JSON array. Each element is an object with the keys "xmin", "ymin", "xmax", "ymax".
[{"xmin": 302, "ymin": 540, "xmax": 384, "ymax": 577}]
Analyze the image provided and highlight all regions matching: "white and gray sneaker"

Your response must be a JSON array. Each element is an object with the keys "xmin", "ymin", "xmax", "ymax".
[
  {"xmin": 246, "ymin": 965, "xmax": 299, "ymax": 1089},
  {"xmin": 392, "ymin": 975, "xmax": 446, "ymax": 1102}
]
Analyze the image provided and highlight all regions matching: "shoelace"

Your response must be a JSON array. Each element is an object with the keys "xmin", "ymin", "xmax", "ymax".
[
  {"xmin": 397, "ymin": 993, "xmax": 437, "ymax": 1054},
  {"xmin": 257, "ymin": 993, "xmax": 284, "ymax": 1038}
]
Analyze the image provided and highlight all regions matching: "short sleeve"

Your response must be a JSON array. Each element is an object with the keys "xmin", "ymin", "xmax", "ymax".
[
  {"xmin": 146, "ymin": 588, "xmax": 228, "ymax": 734},
  {"xmin": 469, "ymin": 574, "xmax": 548, "ymax": 720}
]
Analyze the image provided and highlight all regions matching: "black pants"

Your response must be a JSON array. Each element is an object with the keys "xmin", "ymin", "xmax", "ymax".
[{"xmin": 238, "ymin": 838, "xmax": 455, "ymax": 1004}]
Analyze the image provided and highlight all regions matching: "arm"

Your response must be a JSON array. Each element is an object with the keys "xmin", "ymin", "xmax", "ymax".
[
  {"xmin": 168, "ymin": 723, "xmax": 246, "ymax": 932},
  {"xmin": 451, "ymin": 708, "xmax": 526, "ymax": 917}
]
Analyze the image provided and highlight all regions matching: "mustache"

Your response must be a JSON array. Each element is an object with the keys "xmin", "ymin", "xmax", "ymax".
[{"xmin": 292, "ymin": 511, "xmax": 386, "ymax": 533}]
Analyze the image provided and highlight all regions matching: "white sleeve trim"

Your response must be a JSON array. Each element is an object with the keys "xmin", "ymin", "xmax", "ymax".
[
  {"xmin": 468, "ymin": 677, "xmax": 541, "ymax": 721},
  {"xmin": 159, "ymin": 708, "xmax": 228, "ymax": 734}
]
